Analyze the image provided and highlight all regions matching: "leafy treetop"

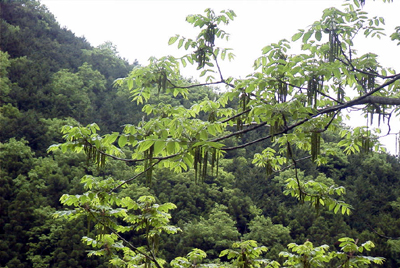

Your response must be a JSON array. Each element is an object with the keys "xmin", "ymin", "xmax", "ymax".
[
  {"xmin": 51, "ymin": 0, "xmax": 399, "ymax": 212},
  {"xmin": 49, "ymin": 0, "xmax": 400, "ymax": 266}
]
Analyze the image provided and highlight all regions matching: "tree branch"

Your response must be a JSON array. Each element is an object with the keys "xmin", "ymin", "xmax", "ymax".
[
  {"xmin": 83, "ymin": 74, "xmax": 400, "ymax": 168},
  {"xmin": 212, "ymin": 51, "xmax": 225, "ymax": 82},
  {"xmin": 223, "ymin": 75, "xmax": 400, "ymax": 150},
  {"xmin": 277, "ymin": 78, "xmax": 343, "ymax": 104},
  {"xmin": 210, "ymin": 121, "xmax": 269, "ymax": 143},
  {"xmin": 83, "ymin": 137, "xmax": 181, "ymax": 163},
  {"xmin": 352, "ymin": 95, "xmax": 400, "ymax": 106},
  {"xmin": 166, "ymin": 79, "xmax": 226, "ymax": 89},
  {"xmin": 220, "ymin": 108, "xmax": 252, "ymax": 123},
  {"xmin": 337, "ymin": 45, "xmax": 399, "ymax": 80},
  {"xmin": 317, "ymin": 74, "xmax": 400, "ymax": 115}
]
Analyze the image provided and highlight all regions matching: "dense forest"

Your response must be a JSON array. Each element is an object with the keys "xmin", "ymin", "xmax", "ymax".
[{"xmin": 1, "ymin": 0, "xmax": 400, "ymax": 267}]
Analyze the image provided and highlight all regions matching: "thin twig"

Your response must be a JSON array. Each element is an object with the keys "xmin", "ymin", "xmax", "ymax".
[
  {"xmin": 212, "ymin": 51, "xmax": 225, "ymax": 82},
  {"xmin": 271, "ymin": 156, "xmax": 311, "ymax": 177},
  {"xmin": 365, "ymin": 221, "xmax": 400, "ymax": 240},
  {"xmin": 277, "ymin": 78, "xmax": 343, "ymax": 104},
  {"xmin": 109, "ymin": 159, "xmax": 162, "ymax": 193},
  {"xmin": 210, "ymin": 122, "xmax": 269, "ymax": 143},
  {"xmin": 220, "ymin": 108, "xmax": 252, "ymax": 123},
  {"xmin": 166, "ymin": 78, "xmax": 226, "ymax": 89}
]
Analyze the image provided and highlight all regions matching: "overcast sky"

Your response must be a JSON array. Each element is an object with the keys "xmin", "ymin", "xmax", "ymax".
[{"xmin": 40, "ymin": 0, "xmax": 400, "ymax": 154}]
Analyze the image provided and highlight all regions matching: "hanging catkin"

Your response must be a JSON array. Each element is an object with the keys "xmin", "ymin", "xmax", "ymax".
[
  {"xmin": 361, "ymin": 135, "xmax": 370, "ymax": 154},
  {"xmin": 307, "ymin": 76, "xmax": 317, "ymax": 107},
  {"xmin": 337, "ymin": 84, "xmax": 344, "ymax": 103},
  {"xmin": 307, "ymin": 75, "xmax": 323, "ymax": 108},
  {"xmin": 194, "ymin": 146, "xmax": 200, "ymax": 183},
  {"xmin": 211, "ymin": 148, "xmax": 219, "ymax": 176},
  {"xmin": 237, "ymin": 92, "xmax": 249, "ymax": 135},
  {"xmin": 202, "ymin": 149, "xmax": 208, "ymax": 181},
  {"xmin": 270, "ymin": 113, "xmax": 282, "ymax": 142},
  {"xmin": 266, "ymin": 161, "xmax": 273, "ymax": 177},
  {"xmin": 328, "ymin": 30, "xmax": 339, "ymax": 62},
  {"xmin": 278, "ymin": 80, "xmax": 288, "ymax": 103},
  {"xmin": 311, "ymin": 132, "xmax": 321, "ymax": 162},
  {"xmin": 144, "ymin": 145, "xmax": 154, "ymax": 184}
]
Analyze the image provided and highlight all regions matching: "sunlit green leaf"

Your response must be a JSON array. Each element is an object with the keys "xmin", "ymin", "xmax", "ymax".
[
  {"xmin": 315, "ymin": 30, "xmax": 322, "ymax": 41},
  {"xmin": 168, "ymin": 35, "xmax": 179, "ymax": 45},
  {"xmin": 302, "ymin": 31, "xmax": 313, "ymax": 43},
  {"xmin": 118, "ymin": 135, "xmax": 127, "ymax": 148},
  {"xmin": 292, "ymin": 32, "xmax": 303, "ymax": 42}
]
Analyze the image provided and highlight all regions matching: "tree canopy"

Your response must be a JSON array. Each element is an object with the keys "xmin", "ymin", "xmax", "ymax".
[
  {"xmin": 52, "ymin": 0, "xmax": 400, "ymax": 208},
  {"xmin": 47, "ymin": 0, "xmax": 400, "ymax": 267}
]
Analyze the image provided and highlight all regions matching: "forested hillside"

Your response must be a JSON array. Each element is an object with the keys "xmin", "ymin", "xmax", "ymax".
[{"xmin": 1, "ymin": 0, "xmax": 400, "ymax": 267}]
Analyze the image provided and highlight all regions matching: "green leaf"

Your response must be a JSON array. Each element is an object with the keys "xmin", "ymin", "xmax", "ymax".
[
  {"xmin": 333, "ymin": 68, "xmax": 341, "ymax": 79},
  {"xmin": 181, "ymin": 58, "xmax": 187, "ymax": 67},
  {"xmin": 302, "ymin": 31, "xmax": 313, "ymax": 43},
  {"xmin": 178, "ymin": 38, "xmax": 184, "ymax": 49},
  {"xmin": 292, "ymin": 32, "xmax": 303, "ymax": 42},
  {"xmin": 334, "ymin": 205, "xmax": 340, "ymax": 214},
  {"xmin": 315, "ymin": 30, "xmax": 322, "ymax": 41},
  {"xmin": 228, "ymin": 52, "xmax": 235, "ymax": 61},
  {"xmin": 185, "ymin": 40, "xmax": 191, "ymax": 50},
  {"xmin": 342, "ymin": 205, "xmax": 347, "ymax": 214},
  {"xmin": 221, "ymin": 49, "xmax": 226, "ymax": 60},
  {"xmin": 200, "ymin": 130, "xmax": 208, "ymax": 140},
  {"xmin": 187, "ymin": 55, "xmax": 194, "ymax": 64},
  {"xmin": 138, "ymin": 140, "xmax": 154, "ymax": 152},
  {"xmin": 167, "ymin": 141, "xmax": 176, "ymax": 154},
  {"xmin": 105, "ymin": 132, "xmax": 119, "ymax": 145},
  {"xmin": 118, "ymin": 135, "xmax": 127, "ymax": 148},
  {"xmin": 168, "ymin": 35, "xmax": 179, "ymax": 45},
  {"xmin": 186, "ymin": 15, "xmax": 195, "ymax": 24},
  {"xmin": 262, "ymin": 45, "xmax": 273, "ymax": 54},
  {"xmin": 153, "ymin": 140, "xmax": 166, "ymax": 155}
]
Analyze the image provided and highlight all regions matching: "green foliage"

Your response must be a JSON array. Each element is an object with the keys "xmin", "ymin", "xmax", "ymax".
[
  {"xmin": 252, "ymin": 148, "xmax": 287, "ymax": 177},
  {"xmin": 280, "ymin": 240, "xmax": 332, "ymax": 267},
  {"xmin": 280, "ymin": 238, "xmax": 385, "ymax": 267},
  {"xmin": 171, "ymin": 248, "xmax": 208, "ymax": 268},
  {"xmin": 391, "ymin": 26, "xmax": 400, "ymax": 45},
  {"xmin": 335, "ymin": 237, "xmax": 385, "ymax": 266},
  {"xmin": 55, "ymin": 177, "xmax": 181, "ymax": 267},
  {"xmin": 178, "ymin": 204, "xmax": 240, "ymax": 258},
  {"xmin": 273, "ymin": 169, "xmax": 351, "ymax": 214},
  {"xmin": 243, "ymin": 216, "xmax": 291, "ymax": 260},
  {"xmin": 220, "ymin": 240, "xmax": 280, "ymax": 268},
  {"xmin": 47, "ymin": 2, "xmax": 400, "ymax": 266},
  {"xmin": 2, "ymin": 0, "xmax": 400, "ymax": 267},
  {"xmin": 0, "ymin": 51, "xmax": 12, "ymax": 102}
]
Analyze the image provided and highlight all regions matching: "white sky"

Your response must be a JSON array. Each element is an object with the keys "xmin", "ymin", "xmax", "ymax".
[{"xmin": 40, "ymin": 0, "xmax": 400, "ymax": 154}]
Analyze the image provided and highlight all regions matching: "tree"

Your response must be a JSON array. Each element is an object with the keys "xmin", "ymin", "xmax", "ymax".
[
  {"xmin": 177, "ymin": 204, "xmax": 241, "ymax": 258},
  {"xmin": 51, "ymin": 0, "xmax": 400, "ymax": 266},
  {"xmin": 243, "ymin": 215, "xmax": 291, "ymax": 260},
  {"xmin": 0, "ymin": 51, "xmax": 12, "ymax": 104}
]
